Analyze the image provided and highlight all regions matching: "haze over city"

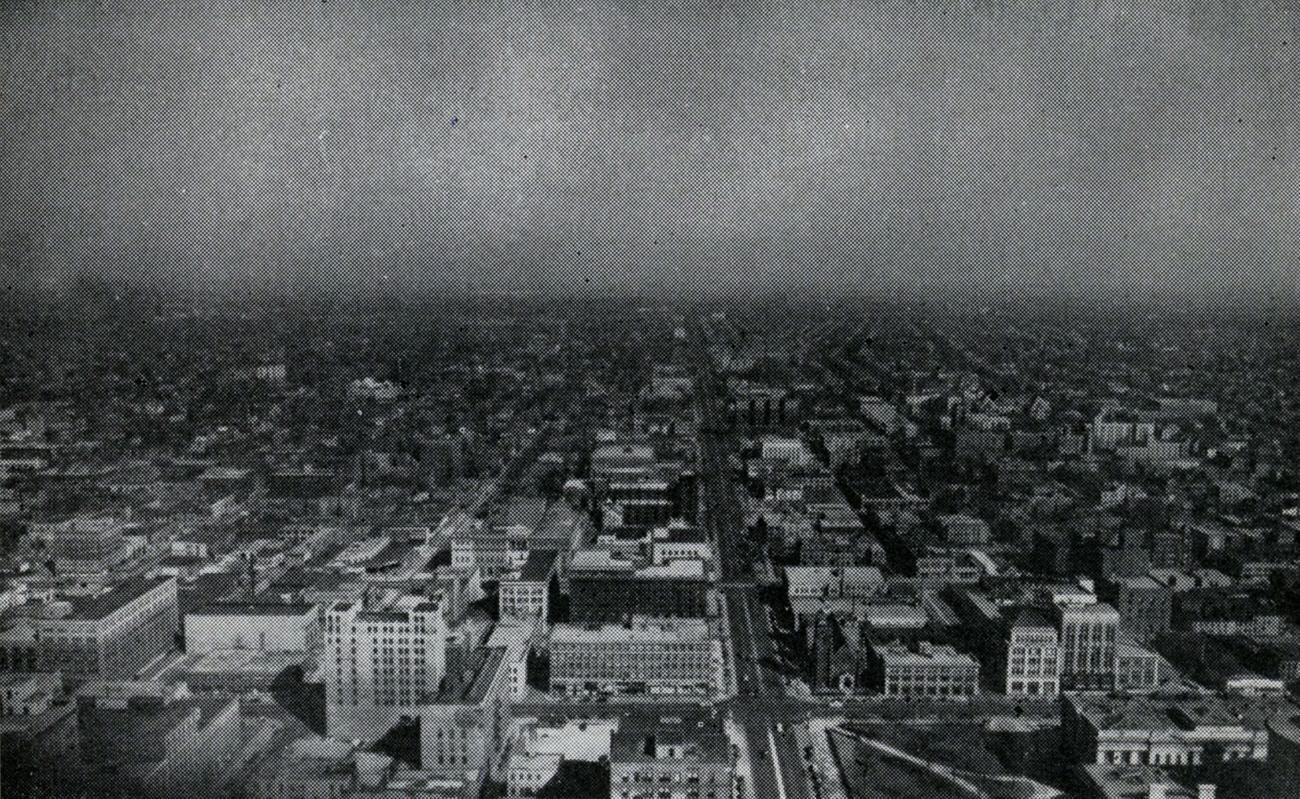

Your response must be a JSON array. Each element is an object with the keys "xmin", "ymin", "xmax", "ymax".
[{"xmin": 1, "ymin": 0, "xmax": 1298, "ymax": 301}]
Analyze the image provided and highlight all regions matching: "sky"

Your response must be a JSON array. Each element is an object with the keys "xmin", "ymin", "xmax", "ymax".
[{"xmin": 0, "ymin": 0, "xmax": 1297, "ymax": 301}]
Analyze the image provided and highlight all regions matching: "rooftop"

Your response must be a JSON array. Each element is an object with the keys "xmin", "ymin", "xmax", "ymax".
[
  {"xmin": 188, "ymin": 601, "xmax": 314, "ymax": 617},
  {"xmin": 551, "ymin": 618, "xmax": 711, "ymax": 645},
  {"xmin": 61, "ymin": 577, "xmax": 173, "ymax": 622},
  {"xmin": 1067, "ymin": 693, "xmax": 1285, "ymax": 733},
  {"xmin": 609, "ymin": 713, "xmax": 728, "ymax": 764},
  {"xmin": 1079, "ymin": 764, "xmax": 1196, "ymax": 799},
  {"xmin": 429, "ymin": 647, "xmax": 506, "ymax": 705},
  {"xmin": 871, "ymin": 640, "xmax": 979, "ymax": 667},
  {"xmin": 1009, "ymin": 607, "xmax": 1054, "ymax": 631},
  {"xmin": 516, "ymin": 549, "xmax": 559, "ymax": 583}
]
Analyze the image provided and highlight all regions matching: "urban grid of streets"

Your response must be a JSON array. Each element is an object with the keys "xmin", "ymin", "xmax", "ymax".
[{"xmin": 502, "ymin": 316, "xmax": 1057, "ymax": 799}]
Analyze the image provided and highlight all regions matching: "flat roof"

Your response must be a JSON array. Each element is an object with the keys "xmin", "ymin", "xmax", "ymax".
[
  {"xmin": 188, "ymin": 602, "xmax": 314, "ymax": 617},
  {"xmin": 429, "ymin": 647, "xmax": 506, "ymax": 705},
  {"xmin": 551, "ymin": 618, "xmax": 710, "ymax": 645},
  {"xmin": 871, "ymin": 641, "xmax": 978, "ymax": 667},
  {"xmin": 610, "ymin": 713, "xmax": 727, "ymax": 763},
  {"xmin": 65, "ymin": 577, "xmax": 173, "ymax": 622},
  {"xmin": 356, "ymin": 611, "xmax": 410, "ymax": 623},
  {"xmin": 1066, "ymin": 693, "xmax": 1285, "ymax": 733}
]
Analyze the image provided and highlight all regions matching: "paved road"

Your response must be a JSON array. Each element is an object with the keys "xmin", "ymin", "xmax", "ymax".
[
  {"xmin": 688, "ymin": 317, "xmax": 815, "ymax": 799},
  {"xmin": 500, "ymin": 320, "xmax": 1060, "ymax": 799}
]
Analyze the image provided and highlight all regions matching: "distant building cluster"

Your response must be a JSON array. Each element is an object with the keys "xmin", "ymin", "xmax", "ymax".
[{"xmin": 1, "ymin": 302, "xmax": 1299, "ymax": 798}]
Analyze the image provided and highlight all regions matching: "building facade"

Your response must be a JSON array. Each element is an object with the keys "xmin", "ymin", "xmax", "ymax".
[
  {"xmin": 499, "ymin": 550, "xmax": 557, "ymax": 622},
  {"xmin": 549, "ymin": 618, "xmax": 718, "ymax": 696},
  {"xmin": 325, "ymin": 595, "xmax": 449, "ymax": 741},
  {"xmin": 1005, "ymin": 611, "xmax": 1061, "ymax": 697},
  {"xmin": 1064, "ymin": 694, "xmax": 1274, "ymax": 767},
  {"xmin": 34, "ymin": 577, "xmax": 179, "ymax": 680},
  {"xmin": 36, "ymin": 516, "xmax": 134, "ymax": 574},
  {"xmin": 420, "ymin": 647, "xmax": 510, "ymax": 781},
  {"xmin": 1059, "ymin": 603, "xmax": 1119, "ymax": 691},
  {"xmin": 1109, "ymin": 576, "xmax": 1173, "ymax": 644},
  {"xmin": 184, "ymin": 602, "xmax": 320, "ymax": 653},
  {"xmin": 609, "ymin": 715, "xmax": 732, "ymax": 799},
  {"xmin": 568, "ymin": 557, "xmax": 708, "ymax": 623},
  {"xmin": 867, "ymin": 641, "xmax": 979, "ymax": 699}
]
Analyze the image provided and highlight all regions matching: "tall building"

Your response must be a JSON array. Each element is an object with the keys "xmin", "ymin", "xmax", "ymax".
[
  {"xmin": 420, "ymin": 647, "xmax": 511, "ymax": 781},
  {"xmin": 609, "ymin": 714, "xmax": 732, "ymax": 799},
  {"xmin": 325, "ymin": 595, "xmax": 449, "ymax": 741},
  {"xmin": 1059, "ymin": 603, "xmax": 1119, "ymax": 691},
  {"xmin": 1005, "ymin": 609, "xmax": 1061, "ymax": 697},
  {"xmin": 34, "ymin": 577, "xmax": 179, "ymax": 680}
]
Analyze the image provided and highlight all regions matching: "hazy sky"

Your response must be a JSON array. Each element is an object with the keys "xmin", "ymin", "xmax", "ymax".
[{"xmin": 1, "ymin": 0, "xmax": 1297, "ymax": 299}]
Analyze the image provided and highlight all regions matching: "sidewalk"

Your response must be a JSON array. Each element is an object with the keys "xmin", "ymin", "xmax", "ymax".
[
  {"xmin": 805, "ymin": 716, "xmax": 849, "ymax": 799},
  {"xmin": 718, "ymin": 591, "xmax": 739, "ymax": 699},
  {"xmin": 725, "ymin": 714, "xmax": 757, "ymax": 799}
]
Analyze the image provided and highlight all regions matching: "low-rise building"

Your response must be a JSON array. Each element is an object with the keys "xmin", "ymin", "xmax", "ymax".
[
  {"xmin": 33, "ymin": 515, "xmax": 134, "ymax": 574},
  {"xmin": 1116, "ymin": 642, "xmax": 1162, "ymax": 693},
  {"xmin": 0, "ymin": 620, "xmax": 38, "ymax": 672},
  {"xmin": 1078, "ymin": 764, "xmax": 1214, "ymax": 799},
  {"xmin": 649, "ymin": 523, "xmax": 712, "ymax": 565},
  {"xmin": 866, "ymin": 640, "xmax": 979, "ymax": 699},
  {"xmin": 500, "ymin": 550, "xmax": 558, "ymax": 621},
  {"xmin": 246, "ymin": 737, "xmax": 358, "ymax": 799},
  {"xmin": 184, "ymin": 601, "xmax": 319, "ymax": 653},
  {"xmin": 0, "ymin": 671, "xmax": 61, "ymax": 716},
  {"xmin": 506, "ymin": 717, "xmax": 618, "ymax": 798},
  {"xmin": 34, "ymin": 577, "xmax": 179, "ymax": 680},
  {"xmin": 1063, "ymin": 693, "xmax": 1280, "ymax": 767},
  {"xmin": 939, "ymin": 514, "xmax": 991, "ymax": 546},
  {"xmin": 549, "ymin": 617, "xmax": 718, "ymax": 697},
  {"xmin": 608, "ymin": 714, "xmax": 731, "ymax": 799},
  {"xmin": 806, "ymin": 612, "xmax": 865, "ymax": 694},
  {"xmin": 80, "ymin": 696, "xmax": 242, "ymax": 799}
]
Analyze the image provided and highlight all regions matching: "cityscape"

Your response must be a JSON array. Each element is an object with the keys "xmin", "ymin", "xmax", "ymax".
[
  {"xmin": 0, "ymin": 294, "xmax": 1299, "ymax": 798},
  {"xmin": 2, "ymin": 1, "xmax": 1299, "ymax": 798}
]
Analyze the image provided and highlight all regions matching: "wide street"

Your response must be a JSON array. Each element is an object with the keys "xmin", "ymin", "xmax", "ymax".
[
  {"xmin": 508, "ymin": 317, "xmax": 1060, "ymax": 799},
  {"xmin": 690, "ymin": 317, "xmax": 815, "ymax": 799}
]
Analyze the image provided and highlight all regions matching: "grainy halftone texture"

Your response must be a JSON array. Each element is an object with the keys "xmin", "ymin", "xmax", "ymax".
[
  {"xmin": 0, "ymin": 3, "xmax": 1298, "ymax": 794},
  {"xmin": 0, "ymin": 0, "xmax": 1297, "ymax": 300}
]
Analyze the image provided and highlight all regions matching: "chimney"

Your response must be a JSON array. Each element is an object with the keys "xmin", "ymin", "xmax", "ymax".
[
  {"xmin": 1197, "ymin": 786, "xmax": 1216, "ymax": 799},
  {"xmin": 1148, "ymin": 785, "xmax": 1167, "ymax": 799}
]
